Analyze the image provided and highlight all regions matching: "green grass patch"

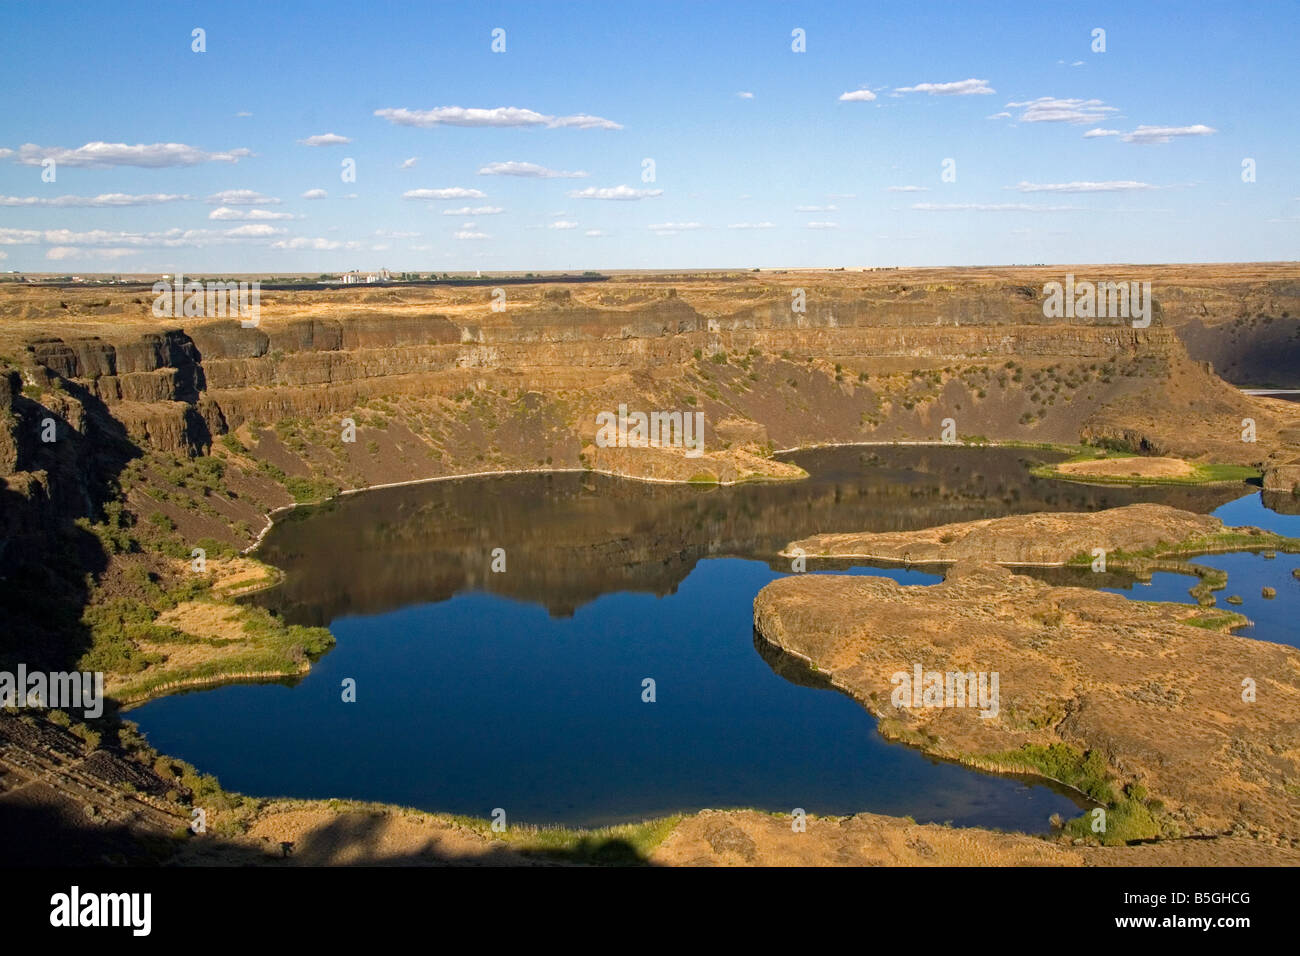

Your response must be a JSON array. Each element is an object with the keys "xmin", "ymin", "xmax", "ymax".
[
  {"xmin": 984, "ymin": 743, "xmax": 1166, "ymax": 845},
  {"xmin": 1031, "ymin": 459, "xmax": 1261, "ymax": 486}
]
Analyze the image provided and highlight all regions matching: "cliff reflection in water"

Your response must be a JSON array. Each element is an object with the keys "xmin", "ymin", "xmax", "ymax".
[{"xmin": 253, "ymin": 446, "xmax": 1241, "ymax": 624}]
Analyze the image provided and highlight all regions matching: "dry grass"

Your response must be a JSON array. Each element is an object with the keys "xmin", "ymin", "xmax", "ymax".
[{"xmin": 1058, "ymin": 456, "xmax": 1195, "ymax": 479}]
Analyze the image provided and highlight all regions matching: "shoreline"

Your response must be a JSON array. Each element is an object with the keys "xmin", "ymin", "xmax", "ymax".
[
  {"xmin": 240, "ymin": 437, "xmax": 1088, "ymax": 556},
  {"xmin": 241, "ymin": 461, "xmax": 811, "ymax": 556}
]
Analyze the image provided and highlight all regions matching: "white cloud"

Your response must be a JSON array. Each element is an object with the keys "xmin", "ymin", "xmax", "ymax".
[
  {"xmin": 271, "ymin": 236, "xmax": 362, "ymax": 251},
  {"xmin": 47, "ymin": 246, "xmax": 133, "ymax": 260},
  {"xmin": 209, "ymin": 206, "xmax": 297, "ymax": 220},
  {"xmin": 454, "ymin": 230, "xmax": 491, "ymax": 240},
  {"xmin": 1083, "ymin": 128, "xmax": 1121, "ymax": 138},
  {"xmin": 298, "ymin": 133, "xmax": 352, "ymax": 147},
  {"xmin": 796, "ymin": 204, "xmax": 837, "ymax": 212},
  {"xmin": 0, "ymin": 229, "xmax": 41, "ymax": 244},
  {"xmin": 206, "ymin": 189, "xmax": 280, "ymax": 205},
  {"xmin": 301, "ymin": 189, "xmax": 328, "ymax": 200},
  {"xmin": 0, "ymin": 193, "xmax": 191, "ymax": 207},
  {"xmin": 441, "ymin": 205, "xmax": 504, "ymax": 216},
  {"xmin": 236, "ymin": 111, "xmax": 253, "ymax": 118},
  {"xmin": 549, "ymin": 220, "xmax": 579, "ymax": 230},
  {"xmin": 727, "ymin": 222, "xmax": 775, "ymax": 230},
  {"xmin": 1, "ymin": 225, "xmax": 295, "ymax": 249},
  {"xmin": 896, "ymin": 78, "xmax": 994, "ymax": 95},
  {"xmin": 986, "ymin": 112, "xmax": 1012, "ymax": 120},
  {"xmin": 1122, "ymin": 124, "xmax": 1216, "ymax": 144},
  {"xmin": 648, "ymin": 222, "xmax": 703, "ymax": 236},
  {"xmin": 911, "ymin": 202, "xmax": 1083, "ymax": 212},
  {"xmin": 403, "ymin": 187, "xmax": 487, "ymax": 200},
  {"xmin": 839, "ymin": 88, "xmax": 877, "ymax": 102},
  {"xmin": 478, "ymin": 160, "xmax": 588, "ymax": 178},
  {"xmin": 806, "ymin": 221, "xmax": 839, "ymax": 229},
  {"xmin": 1005, "ymin": 97, "xmax": 1118, "ymax": 124},
  {"xmin": 1012, "ymin": 180, "xmax": 1155, "ymax": 193},
  {"xmin": 1071, "ymin": 60, "xmax": 1085, "ymax": 67},
  {"xmin": 568, "ymin": 185, "xmax": 663, "ymax": 200},
  {"xmin": 11, "ymin": 142, "xmax": 252, "ymax": 168},
  {"xmin": 374, "ymin": 230, "xmax": 421, "ymax": 239},
  {"xmin": 375, "ymin": 106, "xmax": 622, "ymax": 130},
  {"xmin": 585, "ymin": 229, "xmax": 607, "ymax": 236},
  {"xmin": 223, "ymin": 224, "xmax": 285, "ymax": 238},
  {"xmin": 887, "ymin": 185, "xmax": 930, "ymax": 192},
  {"xmin": 399, "ymin": 157, "xmax": 418, "ymax": 169},
  {"xmin": 736, "ymin": 91, "xmax": 754, "ymax": 99}
]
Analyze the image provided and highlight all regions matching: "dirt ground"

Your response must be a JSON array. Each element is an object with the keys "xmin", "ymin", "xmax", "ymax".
[{"xmin": 1058, "ymin": 456, "xmax": 1195, "ymax": 479}]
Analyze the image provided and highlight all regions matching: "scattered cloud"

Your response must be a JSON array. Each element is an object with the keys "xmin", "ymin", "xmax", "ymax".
[
  {"xmin": 298, "ymin": 133, "xmax": 352, "ymax": 147},
  {"xmin": 301, "ymin": 188, "xmax": 328, "ymax": 200},
  {"xmin": 806, "ymin": 221, "xmax": 839, "ymax": 229},
  {"xmin": 1011, "ymin": 180, "xmax": 1156, "ymax": 193},
  {"xmin": 911, "ymin": 202, "xmax": 1083, "ymax": 212},
  {"xmin": 568, "ymin": 185, "xmax": 663, "ymax": 200},
  {"xmin": 223, "ymin": 224, "xmax": 286, "ymax": 238},
  {"xmin": 236, "ymin": 111, "xmax": 253, "ymax": 118},
  {"xmin": 796, "ymin": 204, "xmax": 837, "ymax": 212},
  {"xmin": 0, "ymin": 193, "xmax": 192, "ymax": 207},
  {"xmin": 0, "ymin": 225, "xmax": 299, "ymax": 249},
  {"xmin": 403, "ymin": 187, "xmax": 487, "ymax": 200},
  {"xmin": 727, "ymin": 222, "xmax": 775, "ymax": 230},
  {"xmin": 549, "ymin": 220, "xmax": 579, "ymax": 230},
  {"xmin": 10, "ymin": 142, "xmax": 252, "ymax": 168},
  {"xmin": 46, "ymin": 246, "xmax": 136, "ymax": 260},
  {"xmin": 271, "ymin": 236, "xmax": 362, "ymax": 251},
  {"xmin": 454, "ymin": 230, "xmax": 491, "ymax": 240},
  {"xmin": 839, "ymin": 88, "xmax": 877, "ymax": 102},
  {"xmin": 399, "ymin": 157, "xmax": 418, "ymax": 169},
  {"xmin": 895, "ymin": 78, "xmax": 994, "ymax": 95},
  {"xmin": 209, "ymin": 207, "xmax": 297, "ymax": 221},
  {"xmin": 375, "ymin": 106, "xmax": 622, "ymax": 130},
  {"xmin": 647, "ymin": 222, "xmax": 703, "ymax": 236},
  {"xmin": 986, "ymin": 112, "xmax": 1012, "ymax": 120},
  {"xmin": 736, "ymin": 91, "xmax": 754, "ymax": 99},
  {"xmin": 1005, "ymin": 97, "xmax": 1118, "ymax": 124},
  {"xmin": 1083, "ymin": 128, "xmax": 1121, "ymax": 138},
  {"xmin": 887, "ymin": 186, "xmax": 930, "ymax": 192},
  {"xmin": 206, "ymin": 189, "xmax": 280, "ymax": 205},
  {"xmin": 478, "ymin": 161, "xmax": 588, "ymax": 179},
  {"xmin": 441, "ymin": 205, "xmax": 504, "ymax": 216},
  {"xmin": 584, "ymin": 229, "xmax": 607, "ymax": 237},
  {"xmin": 1122, "ymin": 124, "xmax": 1216, "ymax": 144}
]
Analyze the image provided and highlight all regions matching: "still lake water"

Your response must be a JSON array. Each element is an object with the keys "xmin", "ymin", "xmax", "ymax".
[{"xmin": 130, "ymin": 447, "xmax": 1293, "ymax": 830}]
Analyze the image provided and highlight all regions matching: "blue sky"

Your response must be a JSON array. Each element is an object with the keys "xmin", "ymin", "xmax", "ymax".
[{"xmin": 1, "ymin": 0, "xmax": 1296, "ymax": 272}]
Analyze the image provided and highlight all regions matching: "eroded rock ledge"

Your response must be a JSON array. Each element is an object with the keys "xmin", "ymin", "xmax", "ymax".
[
  {"xmin": 783, "ymin": 502, "xmax": 1239, "ymax": 566},
  {"xmin": 753, "ymin": 562, "xmax": 1300, "ymax": 846}
]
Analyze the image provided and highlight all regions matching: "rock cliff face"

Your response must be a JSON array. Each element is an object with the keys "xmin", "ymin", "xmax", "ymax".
[{"xmin": 1, "ymin": 270, "xmax": 1297, "ymax": 563}]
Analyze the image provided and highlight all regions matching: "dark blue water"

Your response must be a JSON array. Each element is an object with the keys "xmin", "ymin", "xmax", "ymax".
[
  {"xmin": 128, "ymin": 448, "xmax": 1269, "ymax": 831},
  {"xmin": 1101, "ymin": 493, "xmax": 1300, "ymax": 647},
  {"xmin": 132, "ymin": 559, "xmax": 1082, "ymax": 829}
]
